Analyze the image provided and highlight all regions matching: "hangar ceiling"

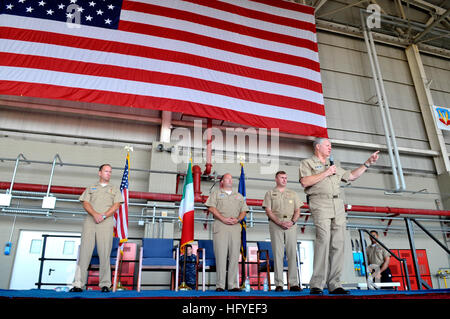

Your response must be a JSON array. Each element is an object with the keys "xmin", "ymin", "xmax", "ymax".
[{"xmin": 295, "ymin": 0, "xmax": 449, "ymax": 52}]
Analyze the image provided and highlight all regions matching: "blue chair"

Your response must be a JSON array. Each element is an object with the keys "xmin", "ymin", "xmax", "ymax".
[
  {"xmin": 137, "ymin": 238, "xmax": 179, "ymax": 292},
  {"xmin": 196, "ymin": 240, "xmax": 216, "ymax": 291},
  {"xmin": 256, "ymin": 241, "xmax": 288, "ymax": 291},
  {"xmin": 90, "ymin": 237, "xmax": 120, "ymax": 265},
  {"xmin": 87, "ymin": 237, "xmax": 121, "ymax": 290}
]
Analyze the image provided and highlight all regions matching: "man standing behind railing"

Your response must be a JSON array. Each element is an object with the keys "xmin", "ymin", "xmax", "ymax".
[
  {"xmin": 366, "ymin": 230, "xmax": 393, "ymax": 285},
  {"xmin": 70, "ymin": 164, "xmax": 123, "ymax": 293}
]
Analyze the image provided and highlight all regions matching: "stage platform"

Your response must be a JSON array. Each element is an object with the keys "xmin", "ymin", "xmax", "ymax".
[
  {"xmin": 0, "ymin": 288, "xmax": 449, "ymax": 300},
  {"xmin": 2, "ymin": 288, "xmax": 448, "ymax": 316}
]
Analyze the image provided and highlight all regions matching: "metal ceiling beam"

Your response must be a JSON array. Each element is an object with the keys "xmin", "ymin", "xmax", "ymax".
[
  {"xmin": 413, "ymin": 7, "xmax": 450, "ymax": 43},
  {"xmin": 398, "ymin": 0, "xmax": 450, "ymax": 31},
  {"xmin": 317, "ymin": 0, "xmax": 367, "ymax": 18},
  {"xmin": 314, "ymin": 0, "xmax": 329, "ymax": 13},
  {"xmin": 407, "ymin": 0, "xmax": 447, "ymax": 15},
  {"xmin": 405, "ymin": 44, "xmax": 450, "ymax": 174},
  {"xmin": 395, "ymin": 0, "xmax": 407, "ymax": 19}
]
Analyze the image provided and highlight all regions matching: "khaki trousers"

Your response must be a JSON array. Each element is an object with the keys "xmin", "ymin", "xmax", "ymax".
[
  {"xmin": 309, "ymin": 197, "xmax": 346, "ymax": 291},
  {"xmin": 213, "ymin": 221, "xmax": 241, "ymax": 290},
  {"xmin": 269, "ymin": 221, "xmax": 299, "ymax": 287},
  {"xmin": 73, "ymin": 216, "xmax": 114, "ymax": 288}
]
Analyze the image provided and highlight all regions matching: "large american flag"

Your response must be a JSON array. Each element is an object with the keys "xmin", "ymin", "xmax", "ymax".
[
  {"xmin": 0, "ymin": 0, "xmax": 327, "ymax": 137},
  {"xmin": 114, "ymin": 152, "xmax": 129, "ymax": 252}
]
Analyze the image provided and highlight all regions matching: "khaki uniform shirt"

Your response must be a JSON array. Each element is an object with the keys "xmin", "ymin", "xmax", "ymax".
[
  {"xmin": 79, "ymin": 182, "xmax": 123, "ymax": 214},
  {"xmin": 262, "ymin": 188, "xmax": 301, "ymax": 222},
  {"xmin": 299, "ymin": 155, "xmax": 351, "ymax": 197},
  {"xmin": 366, "ymin": 244, "xmax": 390, "ymax": 266},
  {"xmin": 299, "ymin": 155, "xmax": 351, "ymax": 220},
  {"xmin": 205, "ymin": 189, "xmax": 249, "ymax": 219}
]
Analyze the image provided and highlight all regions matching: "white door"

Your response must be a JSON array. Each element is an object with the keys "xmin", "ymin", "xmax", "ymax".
[
  {"xmin": 9, "ymin": 230, "xmax": 81, "ymax": 290},
  {"xmin": 298, "ymin": 240, "xmax": 314, "ymax": 285}
]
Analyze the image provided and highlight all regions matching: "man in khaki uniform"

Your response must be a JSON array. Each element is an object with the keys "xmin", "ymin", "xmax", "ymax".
[
  {"xmin": 299, "ymin": 138, "xmax": 379, "ymax": 295},
  {"xmin": 70, "ymin": 164, "xmax": 123, "ymax": 292},
  {"xmin": 366, "ymin": 230, "xmax": 392, "ymax": 284},
  {"xmin": 205, "ymin": 173, "xmax": 249, "ymax": 291},
  {"xmin": 263, "ymin": 171, "xmax": 301, "ymax": 291}
]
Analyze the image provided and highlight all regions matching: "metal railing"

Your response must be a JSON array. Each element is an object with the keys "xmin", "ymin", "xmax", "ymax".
[
  {"xmin": 359, "ymin": 217, "xmax": 450, "ymax": 291},
  {"xmin": 405, "ymin": 217, "xmax": 450, "ymax": 290},
  {"xmin": 358, "ymin": 229, "xmax": 411, "ymax": 290}
]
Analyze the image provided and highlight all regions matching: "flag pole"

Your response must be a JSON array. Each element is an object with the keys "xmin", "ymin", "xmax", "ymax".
[
  {"xmin": 240, "ymin": 161, "xmax": 245, "ymax": 288},
  {"xmin": 178, "ymin": 158, "xmax": 193, "ymax": 291},
  {"xmin": 115, "ymin": 253, "xmax": 125, "ymax": 291},
  {"xmin": 238, "ymin": 158, "xmax": 247, "ymax": 288},
  {"xmin": 178, "ymin": 248, "xmax": 191, "ymax": 291},
  {"xmin": 115, "ymin": 146, "xmax": 133, "ymax": 291}
]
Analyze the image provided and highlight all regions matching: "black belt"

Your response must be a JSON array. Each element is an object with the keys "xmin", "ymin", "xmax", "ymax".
[{"xmin": 307, "ymin": 194, "xmax": 340, "ymax": 200}]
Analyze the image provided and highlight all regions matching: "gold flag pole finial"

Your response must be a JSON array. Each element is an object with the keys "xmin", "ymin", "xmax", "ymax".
[
  {"xmin": 124, "ymin": 145, "xmax": 134, "ymax": 153},
  {"xmin": 238, "ymin": 154, "xmax": 245, "ymax": 166}
]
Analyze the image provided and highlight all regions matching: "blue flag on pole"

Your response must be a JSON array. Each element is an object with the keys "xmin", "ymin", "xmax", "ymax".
[{"xmin": 238, "ymin": 164, "xmax": 247, "ymax": 261}]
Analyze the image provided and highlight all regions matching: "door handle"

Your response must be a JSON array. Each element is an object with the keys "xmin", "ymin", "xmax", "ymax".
[{"xmin": 48, "ymin": 268, "xmax": 55, "ymax": 276}]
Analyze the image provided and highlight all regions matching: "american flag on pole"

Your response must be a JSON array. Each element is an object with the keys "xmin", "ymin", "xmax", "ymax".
[
  {"xmin": 114, "ymin": 152, "xmax": 129, "ymax": 253},
  {"xmin": 0, "ymin": 0, "xmax": 326, "ymax": 137}
]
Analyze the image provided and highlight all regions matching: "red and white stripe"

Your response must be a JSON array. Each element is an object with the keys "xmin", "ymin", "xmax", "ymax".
[
  {"xmin": 0, "ymin": 0, "xmax": 327, "ymax": 137},
  {"xmin": 114, "ymin": 188, "xmax": 129, "ymax": 251}
]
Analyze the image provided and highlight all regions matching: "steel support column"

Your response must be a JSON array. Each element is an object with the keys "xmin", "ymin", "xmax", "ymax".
[{"xmin": 405, "ymin": 44, "xmax": 450, "ymax": 174}]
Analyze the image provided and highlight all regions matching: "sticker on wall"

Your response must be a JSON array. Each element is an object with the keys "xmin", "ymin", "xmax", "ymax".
[{"xmin": 433, "ymin": 105, "xmax": 450, "ymax": 131}]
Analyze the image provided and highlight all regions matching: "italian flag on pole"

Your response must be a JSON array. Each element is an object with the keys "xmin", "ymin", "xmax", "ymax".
[{"xmin": 179, "ymin": 161, "xmax": 195, "ymax": 253}]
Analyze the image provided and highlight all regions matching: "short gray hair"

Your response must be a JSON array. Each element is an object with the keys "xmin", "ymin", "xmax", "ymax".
[{"xmin": 313, "ymin": 138, "xmax": 328, "ymax": 151}]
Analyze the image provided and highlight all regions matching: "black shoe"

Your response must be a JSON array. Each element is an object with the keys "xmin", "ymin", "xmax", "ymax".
[
  {"xmin": 310, "ymin": 287, "xmax": 323, "ymax": 295},
  {"xmin": 275, "ymin": 286, "xmax": 283, "ymax": 292},
  {"xmin": 215, "ymin": 288, "xmax": 225, "ymax": 292},
  {"xmin": 329, "ymin": 287, "xmax": 350, "ymax": 295},
  {"xmin": 101, "ymin": 286, "xmax": 111, "ymax": 293},
  {"xmin": 289, "ymin": 285, "xmax": 301, "ymax": 292},
  {"xmin": 69, "ymin": 287, "xmax": 83, "ymax": 292}
]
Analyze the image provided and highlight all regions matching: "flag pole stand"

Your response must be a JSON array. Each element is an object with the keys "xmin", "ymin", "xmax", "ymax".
[
  {"xmin": 178, "ymin": 282, "xmax": 191, "ymax": 291},
  {"xmin": 116, "ymin": 281, "xmax": 126, "ymax": 291},
  {"xmin": 115, "ymin": 257, "xmax": 127, "ymax": 291}
]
